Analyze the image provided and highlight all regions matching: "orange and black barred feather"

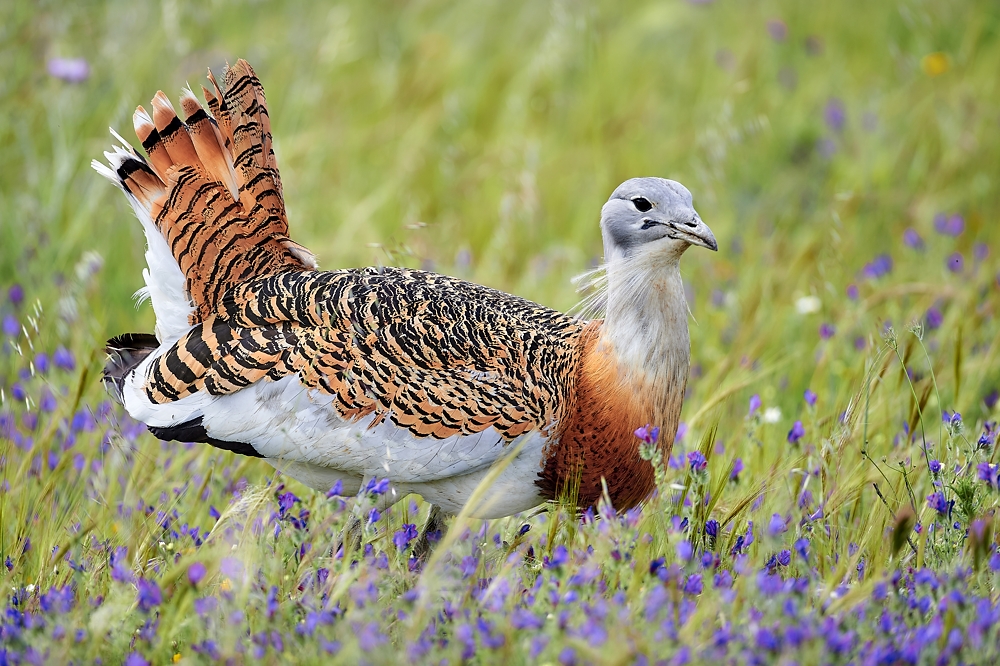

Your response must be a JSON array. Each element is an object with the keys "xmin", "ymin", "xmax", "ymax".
[
  {"xmin": 124, "ymin": 59, "xmax": 313, "ymax": 323},
  {"xmin": 142, "ymin": 268, "xmax": 589, "ymax": 442}
]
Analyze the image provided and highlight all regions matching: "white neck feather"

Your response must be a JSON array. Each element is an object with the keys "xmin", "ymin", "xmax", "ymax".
[{"xmin": 599, "ymin": 246, "xmax": 691, "ymax": 385}]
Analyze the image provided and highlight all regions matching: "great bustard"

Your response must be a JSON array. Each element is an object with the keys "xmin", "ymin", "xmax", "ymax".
[{"xmin": 94, "ymin": 60, "xmax": 717, "ymax": 524}]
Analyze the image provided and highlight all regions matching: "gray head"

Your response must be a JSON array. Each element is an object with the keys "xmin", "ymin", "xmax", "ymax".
[{"xmin": 600, "ymin": 177, "xmax": 717, "ymax": 262}]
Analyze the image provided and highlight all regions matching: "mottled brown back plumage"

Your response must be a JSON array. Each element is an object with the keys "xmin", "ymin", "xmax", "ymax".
[{"xmin": 145, "ymin": 269, "xmax": 588, "ymax": 441}]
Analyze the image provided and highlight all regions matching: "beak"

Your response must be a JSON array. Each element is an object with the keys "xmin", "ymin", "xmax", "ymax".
[
  {"xmin": 692, "ymin": 222, "xmax": 718, "ymax": 252},
  {"xmin": 671, "ymin": 215, "xmax": 718, "ymax": 252}
]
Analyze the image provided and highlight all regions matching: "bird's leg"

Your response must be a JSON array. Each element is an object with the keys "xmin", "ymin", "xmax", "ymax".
[{"xmin": 411, "ymin": 504, "xmax": 444, "ymax": 561}]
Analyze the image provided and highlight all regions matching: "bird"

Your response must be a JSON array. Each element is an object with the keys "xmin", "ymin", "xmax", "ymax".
[{"xmin": 94, "ymin": 59, "xmax": 717, "ymax": 524}]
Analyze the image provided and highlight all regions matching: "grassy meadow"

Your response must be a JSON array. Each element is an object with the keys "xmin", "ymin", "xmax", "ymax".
[{"xmin": 3, "ymin": 0, "xmax": 1000, "ymax": 662}]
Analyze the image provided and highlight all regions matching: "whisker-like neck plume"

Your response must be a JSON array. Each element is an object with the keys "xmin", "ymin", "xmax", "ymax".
[{"xmin": 598, "ymin": 248, "xmax": 691, "ymax": 435}]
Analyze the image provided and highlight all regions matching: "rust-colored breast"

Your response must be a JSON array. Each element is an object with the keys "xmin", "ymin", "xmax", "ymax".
[{"xmin": 537, "ymin": 320, "xmax": 679, "ymax": 510}]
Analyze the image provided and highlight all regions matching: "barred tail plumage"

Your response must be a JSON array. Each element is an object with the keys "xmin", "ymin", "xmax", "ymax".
[{"xmin": 92, "ymin": 59, "xmax": 317, "ymax": 343}]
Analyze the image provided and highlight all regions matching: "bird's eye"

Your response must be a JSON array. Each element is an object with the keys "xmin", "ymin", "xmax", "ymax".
[{"xmin": 631, "ymin": 197, "xmax": 652, "ymax": 212}]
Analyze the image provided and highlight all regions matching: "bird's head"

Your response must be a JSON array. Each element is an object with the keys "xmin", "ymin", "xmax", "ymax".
[{"xmin": 600, "ymin": 177, "xmax": 717, "ymax": 264}]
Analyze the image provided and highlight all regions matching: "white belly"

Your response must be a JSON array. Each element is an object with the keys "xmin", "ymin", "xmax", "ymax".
[{"xmin": 124, "ymin": 364, "xmax": 548, "ymax": 517}]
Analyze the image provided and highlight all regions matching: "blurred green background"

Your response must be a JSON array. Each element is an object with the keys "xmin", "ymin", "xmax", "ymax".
[{"xmin": 2, "ymin": 0, "xmax": 999, "ymax": 419}]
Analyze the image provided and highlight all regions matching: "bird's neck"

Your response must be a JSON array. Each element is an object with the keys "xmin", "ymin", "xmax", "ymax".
[
  {"xmin": 599, "ymin": 252, "xmax": 691, "ymax": 436},
  {"xmin": 538, "ymin": 253, "xmax": 691, "ymax": 509}
]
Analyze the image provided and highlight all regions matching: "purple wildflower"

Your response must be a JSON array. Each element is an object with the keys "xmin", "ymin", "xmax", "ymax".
[
  {"xmin": 929, "ymin": 460, "xmax": 942, "ymax": 474},
  {"xmin": 34, "ymin": 353, "xmax": 50, "ymax": 375},
  {"xmin": 794, "ymin": 537, "xmax": 810, "ymax": 562},
  {"xmin": 977, "ymin": 462, "xmax": 999, "ymax": 489},
  {"xmin": 926, "ymin": 492, "xmax": 949, "ymax": 516},
  {"xmin": 903, "ymin": 228, "xmax": 924, "ymax": 250},
  {"xmin": 946, "ymin": 252, "xmax": 964, "ymax": 273},
  {"xmin": 978, "ymin": 422, "xmax": 996, "ymax": 449},
  {"xmin": 393, "ymin": 524, "xmax": 419, "ymax": 552},
  {"xmin": 974, "ymin": 242, "xmax": 989, "ymax": 262},
  {"xmin": 194, "ymin": 597, "xmax": 217, "ymax": 616},
  {"xmin": 47, "ymin": 57, "xmax": 90, "ymax": 83},
  {"xmin": 767, "ymin": 513, "xmax": 788, "ymax": 537},
  {"xmin": 824, "ymin": 98, "xmax": 846, "ymax": 132},
  {"xmin": 787, "ymin": 421, "xmax": 805, "ymax": 444},
  {"xmin": 766, "ymin": 19, "xmax": 787, "ymax": 41},
  {"xmin": 219, "ymin": 557, "xmax": 243, "ymax": 580},
  {"xmin": 730, "ymin": 458, "xmax": 744, "ymax": 481},
  {"xmin": 53, "ymin": 347, "xmax": 75, "ymax": 371},
  {"xmin": 990, "ymin": 551, "xmax": 1000, "ymax": 572},
  {"xmin": 136, "ymin": 579, "xmax": 162, "ymax": 612},
  {"xmin": 861, "ymin": 254, "xmax": 893, "ymax": 280},
  {"xmin": 39, "ymin": 389, "xmax": 57, "ymax": 412},
  {"xmin": 942, "ymin": 410, "xmax": 962, "ymax": 427},
  {"xmin": 677, "ymin": 540, "xmax": 693, "ymax": 561},
  {"xmin": 926, "ymin": 307, "xmax": 943, "ymax": 330},
  {"xmin": 8, "ymin": 284, "xmax": 24, "ymax": 306},
  {"xmin": 2, "ymin": 314, "xmax": 18, "ymax": 337},
  {"xmin": 683, "ymin": 574, "xmax": 703, "ymax": 596},
  {"xmin": 110, "ymin": 546, "xmax": 134, "ymax": 583},
  {"xmin": 804, "ymin": 389, "xmax": 817, "ymax": 406},
  {"xmin": 124, "ymin": 654, "xmax": 149, "ymax": 666},
  {"xmin": 933, "ymin": 213, "xmax": 964, "ymax": 236},
  {"xmin": 705, "ymin": 519, "xmax": 719, "ymax": 538},
  {"xmin": 668, "ymin": 451, "xmax": 684, "ymax": 470},
  {"xmin": 545, "ymin": 545, "xmax": 569, "ymax": 569},
  {"xmin": 367, "ymin": 507, "xmax": 381, "ymax": 524},
  {"xmin": 748, "ymin": 394, "xmax": 761, "ymax": 416},
  {"xmin": 511, "ymin": 609, "xmax": 544, "ymax": 630},
  {"xmin": 687, "ymin": 451, "xmax": 707, "ymax": 473},
  {"xmin": 188, "ymin": 562, "xmax": 207, "ymax": 586},
  {"xmin": 777, "ymin": 550, "xmax": 791, "ymax": 566},
  {"xmin": 819, "ymin": 323, "xmax": 836, "ymax": 339},
  {"xmin": 756, "ymin": 627, "xmax": 781, "ymax": 652},
  {"xmin": 365, "ymin": 477, "xmax": 390, "ymax": 495},
  {"xmin": 986, "ymin": 390, "xmax": 999, "ymax": 410},
  {"xmin": 634, "ymin": 424, "xmax": 660, "ymax": 444},
  {"xmin": 846, "ymin": 284, "xmax": 859, "ymax": 300}
]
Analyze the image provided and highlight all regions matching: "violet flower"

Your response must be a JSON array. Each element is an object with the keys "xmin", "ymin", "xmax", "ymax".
[
  {"xmin": 730, "ymin": 458, "xmax": 744, "ymax": 482},
  {"xmin": 634, "ymin": 424, "xmax": 660, "ymax": 444},
  {"xmin": 136, "ymin": 579, "xmax": 162, "ymax": 612},
  {"xmin": 933, "ymin": 213, "xmax": 964, "ymax": 236},
  {"xmin": 687, "ymin": 451, "xmax": 708, "ymax": 473},
  {"xmin": 824, "ymin": 98, "xmax": 846, "ymax": 132},
  {"xmin": 903, "ymin": 228, "xmax": 924, "ymax": 250},
  {"xmin": 47, "ymin": 57, "xmax": 90, "ymax": 83},
  {"xmin": 8, "ymin": 284, "xmax": 24, "ymax": 307},
  {"xmin": 977, "ymin": 462, "xmax": 998, "ymax": 489}
]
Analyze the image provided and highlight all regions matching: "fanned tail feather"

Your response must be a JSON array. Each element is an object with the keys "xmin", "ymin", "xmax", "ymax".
[{"xmin": 92, "ymin": 58, "xmax": 318, "ymax": 340}]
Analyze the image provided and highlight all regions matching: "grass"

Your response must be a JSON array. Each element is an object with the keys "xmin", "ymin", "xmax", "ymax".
[{"xmin": 2, "ymin": 0, "xmax": 1000, "ymax": 663}]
